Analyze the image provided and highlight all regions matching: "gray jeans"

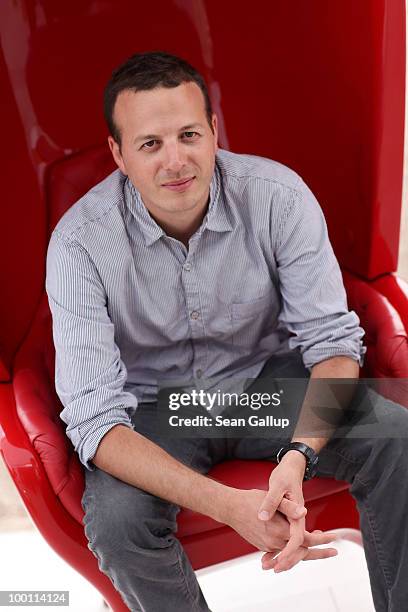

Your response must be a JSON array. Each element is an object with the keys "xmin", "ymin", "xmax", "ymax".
[{"xmin": 81, "ymin": 352, "xmax": 408, "ymax": 612}]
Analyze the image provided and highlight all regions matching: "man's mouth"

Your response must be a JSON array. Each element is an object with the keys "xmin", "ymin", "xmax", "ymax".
[{"xmin": 162, "ymin": 177, "xmax": 195, "ymax": 192}]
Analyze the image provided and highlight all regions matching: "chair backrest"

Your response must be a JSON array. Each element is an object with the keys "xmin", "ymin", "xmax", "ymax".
[
  {"xmin": 47, "ymin": 146, "xmax": 116, "ymax": 237},
  {"xmin": 0, "ymin": 0, "xmax": 405, "ymax": 374}
]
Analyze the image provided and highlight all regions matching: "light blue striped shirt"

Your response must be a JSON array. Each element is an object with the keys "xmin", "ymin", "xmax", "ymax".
[{"xmin": 46, "ymin": 149, "xmax": 366, "ymax": 470}]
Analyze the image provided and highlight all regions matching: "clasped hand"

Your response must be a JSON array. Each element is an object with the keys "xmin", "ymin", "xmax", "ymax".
[
  {"xmin": 258, "ymin": 452, "xmax": 338, "ymax": 572},
  {"xmin": 226, "ymin": 452, "xmax": 338, "ymax": 574}
]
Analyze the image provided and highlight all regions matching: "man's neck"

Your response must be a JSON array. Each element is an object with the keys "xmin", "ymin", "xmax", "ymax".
[
  {"xmin": 155, "ymin": 218, "xmax": 204, "ymax": 247},
  {"xmin": 146, "ymin": 198, "xmax": 210, "ymax": 248}
]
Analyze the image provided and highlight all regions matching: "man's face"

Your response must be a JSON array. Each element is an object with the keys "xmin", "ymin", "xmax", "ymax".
[{"xmin": 108, "ymin": 82, "xmax": 218, "ymax": 221}]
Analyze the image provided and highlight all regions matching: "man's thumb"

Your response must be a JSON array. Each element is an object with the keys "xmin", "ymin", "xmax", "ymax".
[{"xmin": 258, "ymin": 493, "xmax": 280, "ymax": 521}]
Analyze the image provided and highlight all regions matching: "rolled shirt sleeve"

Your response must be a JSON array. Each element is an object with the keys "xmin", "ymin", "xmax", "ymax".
[
  {"xmin": 46, "ymin": 231, "xmax": 138, "ymax": 471},
  {"xmin": 275, "ymin": 178, "xmax": 367, "ymax": 370}
]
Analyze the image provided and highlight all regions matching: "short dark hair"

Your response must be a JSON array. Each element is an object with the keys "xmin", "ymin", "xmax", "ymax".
[{"xmin": 104, "ymin": 50, "xmax": 214, "ymax": 145}]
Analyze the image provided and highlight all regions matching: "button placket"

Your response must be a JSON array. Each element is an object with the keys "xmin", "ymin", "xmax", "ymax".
[{"xmin": 181, "ymin": 260, "xmax": 207, "ymax": 384}]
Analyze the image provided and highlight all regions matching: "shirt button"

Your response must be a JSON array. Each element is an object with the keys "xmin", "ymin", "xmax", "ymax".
[
  {"xmin": 183, "ymin": 263, "xmax": 191, "ymax": 271},
  {"xmin": 190, "ymin": 310, "xmax": 200, "ymax": 320},
  {"xmin": 196, "ymin": 369, "xmax": 203, "ymax": 379}
]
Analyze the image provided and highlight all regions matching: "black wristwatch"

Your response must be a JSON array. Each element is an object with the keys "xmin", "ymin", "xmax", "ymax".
[{"xmin": 276, "ymin": 442, "xmax": 319, "ymax": 480}]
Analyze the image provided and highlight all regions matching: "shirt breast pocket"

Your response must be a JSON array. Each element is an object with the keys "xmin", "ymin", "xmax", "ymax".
[
  {"xmin": 230, "ymin": 289, "xmax": 279, "ymax": 346},
  {"xmin": 231, "ymin": 290, "xmax": 276, "ymax": 319}
]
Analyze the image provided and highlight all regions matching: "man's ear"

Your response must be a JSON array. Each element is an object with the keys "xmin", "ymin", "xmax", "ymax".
[
  {"xmin": 211, "ymin": 114, "xmax": 219, "ymax": 154},
  {"xmin": 108, "ymin": 136, "xmax": 127, "ymax": 175}
]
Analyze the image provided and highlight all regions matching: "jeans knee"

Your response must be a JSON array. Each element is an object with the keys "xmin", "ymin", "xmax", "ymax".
[
  {"xmin": 82, "ymin": 473, "xmax": 179, "ymax": 559},
  {"xmin": 371, "ymin": 436, "xmax": 405, "ymax": 463},
  {"xmin": 356, "ymin": 437, "xmax": 406, "ymax": 487}
]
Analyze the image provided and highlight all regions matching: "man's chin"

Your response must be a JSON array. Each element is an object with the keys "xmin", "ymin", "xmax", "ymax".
[
  {"xmin": 160, "ymin": 200, "xmax": 200, "ymax": 214},
  {"xmin": 158, "ymin": 191, "xmax": 205, "ymax": 213}
]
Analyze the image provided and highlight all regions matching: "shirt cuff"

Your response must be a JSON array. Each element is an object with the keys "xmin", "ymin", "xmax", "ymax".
[
  {"xmin": 302, "ymin": 341, "xmax": 367, "ymax": 371},
  {"xmin": 76, "ymin": 416, "xmax": 135, "ymax": 471}
]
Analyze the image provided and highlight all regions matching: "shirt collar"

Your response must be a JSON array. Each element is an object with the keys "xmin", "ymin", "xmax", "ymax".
[
  {"xmin": 123, "ymin": 160, "xmax": 232, "ymax": 247},
  {"xmin": 123, "ymin": 179, "xmax": 165, "ymax": 246},
  {"xmin": 204, "ymin": 161, "xmax": 233, "ymax": 234}
]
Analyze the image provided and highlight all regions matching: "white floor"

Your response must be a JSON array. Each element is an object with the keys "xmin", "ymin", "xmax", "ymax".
[
  {"xmin": 196, "ymin": 536, "xmax": 375, "ymax": 612},
  {"xmin": 0, "ymin": 529, "xmax": 375, "ymax": 611}
]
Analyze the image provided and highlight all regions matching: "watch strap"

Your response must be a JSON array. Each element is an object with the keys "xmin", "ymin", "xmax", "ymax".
[{"xmin": 276, "ymin": 442, "xmax": 319, "ymax": 480}]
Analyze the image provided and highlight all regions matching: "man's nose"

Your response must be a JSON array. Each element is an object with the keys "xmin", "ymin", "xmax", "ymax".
[{"xmin": 162, "ymin": 142, "xmax": 186, "ymax": 173}]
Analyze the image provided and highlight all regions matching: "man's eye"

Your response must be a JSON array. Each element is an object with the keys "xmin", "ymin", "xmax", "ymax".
[
  {"xmin": 141, "ymin": 140, "xmax": 158, "ymax": 149},
  {"xmin": 183, "ymin": 131, "xmax": 198, "ymax": 139}
]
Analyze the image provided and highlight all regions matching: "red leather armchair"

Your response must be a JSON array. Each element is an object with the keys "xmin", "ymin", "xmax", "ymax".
[{"xmin": 1, "ymin": 2, "xmax": 407, "ymax": 610}]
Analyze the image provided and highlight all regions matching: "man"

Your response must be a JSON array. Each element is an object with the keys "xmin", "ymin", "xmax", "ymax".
[{"xmin": 46, "ymin": 51, "xmax": 408, "ymax": 612}]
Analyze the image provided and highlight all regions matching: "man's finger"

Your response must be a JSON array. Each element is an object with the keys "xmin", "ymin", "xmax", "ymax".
[
  {"xmin": 262, "ymin": 544, "xmax": 339, "ymax": 571},
  {"xmin": 278, "ymin": 497, "xmax": 307, "ymax": 519},
  {"xmin": 271, "ymin": 516, "xmax": 305, "ymax": 569},
  {"xmin": 261, "ymin": 530, "xmax": 340, "ymax": 572},
  {"xmin": 303, "ymin": 547, "xmax": 338, "ymax": 561},
  {"xmin": 261, "ymin": 550, "xmax": 280, "ymax": 569},
  {"xmin": 275, "ymin": 543, "xmax": 338, "ymax": 572},
  {"xmin": 258, "ymin": 489, "xmax": 284, "ymax": 521},
  {"xmin": 303, "ymin": 530, "xmax": 339, "ymax": 547},
  {"xmin": 263, "ymin": 546, "xmax": 309, "ymax": 571}
]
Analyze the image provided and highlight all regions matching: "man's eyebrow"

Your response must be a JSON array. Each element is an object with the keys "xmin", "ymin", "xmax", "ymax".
[
  {"xmin": 180, "ymin": 123, "xmax": 205, "ymax": 131},
  {"xmin": 133, "ymin": 123, "xmax": 205, "ymax": 144}
]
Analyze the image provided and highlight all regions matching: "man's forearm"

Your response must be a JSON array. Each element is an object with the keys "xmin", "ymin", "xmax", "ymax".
[
  {"xmin": 292, "ymin": 355, "xmax": 360, "ymax": 453},
  {"xmin": 92, "ymin": 424, "xmax": 234, "ymax": 523}
]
